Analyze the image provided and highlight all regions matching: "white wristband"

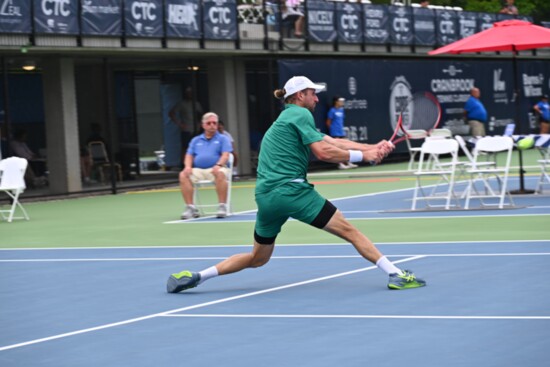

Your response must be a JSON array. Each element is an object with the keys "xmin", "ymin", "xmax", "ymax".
[{"xmin": 349, "ymin": 150, "xmax": 363, "ymax": 163}]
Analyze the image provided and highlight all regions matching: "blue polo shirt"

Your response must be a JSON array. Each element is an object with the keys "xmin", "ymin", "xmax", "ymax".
[
  {"xmin": 327, "ymin": 107, "xmax": 345, "ymax": 137},
  {"xmin": 464, "ymin": 96, "xmax": 487, "ymax": 122},
  {"xmin": 536, "ymin": 100, "xmax": 550, "ymax": 122},
  {"xmin": 187, "ymin": 132, "xmax": 233, "ymax": 169}
]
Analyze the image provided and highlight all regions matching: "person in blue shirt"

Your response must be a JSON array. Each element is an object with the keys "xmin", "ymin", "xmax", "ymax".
[
  {"xmin": 464, "ymin": 87, "xmax": 488, "ymax": 137},
  {"xmin": 326, "ymin": 96, "xmax": 356, "ymax": 169},
  {"xmin": 179, "ymin": 112, "xmax": 233, "ymax": 220},
  {"xmin": 534, "ymin": 95, "xmax": 550, "ymax": 134}
]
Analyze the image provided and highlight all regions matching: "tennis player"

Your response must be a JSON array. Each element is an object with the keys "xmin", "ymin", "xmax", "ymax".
[{"xmin": 167, "ymin": 76, "xmax": 426, "ymax": 293}]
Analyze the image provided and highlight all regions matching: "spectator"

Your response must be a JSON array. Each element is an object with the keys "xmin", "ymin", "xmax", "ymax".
[
  {"xmin": 420, "ymin": 0, "xmax": 429, "ymax": 8},
  {"xmin": 534, "ymin": 95, "xmax": 550, "ymax": 134},
  {"xmin": 169, "ymin": 87, "xmax": 204, "ymax": 158},
  {"xmin": 499, "ymin": 0, "xmax": 518, "ymax": 15},
  {"xmin": 218, "ymin": 120, "xmax": 238, "ymax": 175},
  {"xmin": 464, "ymin": 87, "xmax": 488, "ymax": 137},
  {"xmin": 326, "ymin": 96, "xmax": 357, "ymax": 169},
  {"xmin": 179, "ymin": 112, "xmax": 233, "ymax": 220},
  {"xmin": 281, "ymin": 0, "xmax": 304, "ymax": 38},
  {"xmin": 9, "ymin": 129, "xmax": 47, "ymax": 187}
]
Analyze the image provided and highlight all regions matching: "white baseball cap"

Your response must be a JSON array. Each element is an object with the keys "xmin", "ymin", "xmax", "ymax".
[{"xmin": 283, "ymin": 76, "xmax": 326, "ymax": 98}]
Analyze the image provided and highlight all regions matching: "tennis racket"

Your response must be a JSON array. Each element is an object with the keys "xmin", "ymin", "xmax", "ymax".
[
  {"xmin": 389, "ymin": 91, "xmax": 442, "ymax": 146},
  {"xmin": 368, "ymin": 91, "xmax": 441, "ymax": 165}
]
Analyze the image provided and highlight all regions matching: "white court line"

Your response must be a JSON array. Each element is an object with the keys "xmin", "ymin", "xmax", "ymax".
[
  {"xmin": 162, "ymin": 314, "xmax": 550, "ymax": 320},
  {"xmin": 2, "ymin": 252, "xmax": 550, "ymax": 263},
  {"xmin": 1, "ymin": 239, "xmax": 549, "ymax": 251},
  {"xmin": 0, "ymin": 256, "xmax": 424, "ymax": 352}
]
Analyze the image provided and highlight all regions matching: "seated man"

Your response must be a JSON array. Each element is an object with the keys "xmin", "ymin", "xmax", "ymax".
[
  {"xmin": 10, "ymin": 129, "xmax": 47, "ymax": 187},
  {"xmin": 179, "ymin": 112, "xmax": 233, "ymax": 220}
]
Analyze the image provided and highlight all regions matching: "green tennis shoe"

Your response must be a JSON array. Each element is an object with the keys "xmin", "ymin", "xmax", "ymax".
[
  {"xmin": 167, "ymin": 271, "xmax": 201, "ymax": 293},
  {"xmin": 388, "ymin": 270, "xmax": 426, "ymax": 290}
]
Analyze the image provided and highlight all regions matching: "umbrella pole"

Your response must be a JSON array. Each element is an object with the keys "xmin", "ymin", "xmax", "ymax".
[{"xmin": 510, "ymin": 48, "xmax": 535, "ymax": 195}]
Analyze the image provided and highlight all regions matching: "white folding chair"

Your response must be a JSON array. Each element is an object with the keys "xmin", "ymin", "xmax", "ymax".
[
  {"xmin": 193, "ymin": 153, "xmax": 234, "ymax": 216},
  {"xmin": 411, "ymin": 139, "xmax": 460, "ymax": 210},
  {"xmin": 429, "ymin": 128, "xmax": 453, "ymax": 139},
  {"xmin": 0, "ymin": 157, "xmax": 30, "ymax": 222},
  {"xmin": 405, "ymin": 129, "xmax": 428, "ymax": 171},
  {"xmin": 535, "ymin": 146, "xmax": 550, "ymax": 194},
  {"xmin": 454, "ymin": 135, "xmax": 497, "ymax": 197},
  {"xmin": 464, "ymin": 136, "xmax": 514, "ymax": 209}
]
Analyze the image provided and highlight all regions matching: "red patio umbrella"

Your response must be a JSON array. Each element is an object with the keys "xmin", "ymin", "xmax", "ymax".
[{"xmin": 429, "ymin": 20, "xmax": 550, "ymax": 194}]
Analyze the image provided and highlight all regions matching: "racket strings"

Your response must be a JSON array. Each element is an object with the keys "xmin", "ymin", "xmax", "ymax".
[{"xmin": 408, "ymin": 95, "xmax": 441, "ymax": 131}]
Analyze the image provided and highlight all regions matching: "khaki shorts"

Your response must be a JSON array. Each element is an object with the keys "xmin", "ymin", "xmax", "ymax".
[
  {"xmin": 468, "ymin": 120, "xmax": 486, "ymax": 137},
  {"xmin": 190, "ymin": 167, "xmax": 230, "ymax": 183}
]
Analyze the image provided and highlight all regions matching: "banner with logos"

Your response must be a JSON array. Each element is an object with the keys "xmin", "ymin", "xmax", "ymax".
[
  {"xmin": 518, "ymin": 60, "xmax": 550, "ymax": 132},
  {"xmin": 0, "ymin": 0, "xmax": 31, "ymax": 33},
  {"xmin": 478, "ymin": 12, "xmax": 496, "ymax": 31},
  {"xmin": 363, "ymin": 4, "xmax": 389, "ymax": 45},
  {"xmin": 457, "ymin": 11, "xmax": 477, "ymax": 39},
  {"xmin": 336, "ymin": 2, "xmax": 362, "ymax": 44},
  {"xmin": 203, "ymin": 0, "xmax": 237, "ymax": 40},
  {"xmin": 81, "ymin": 0, "xmax": 122, "ymax": 36},
  {"xmin": 413, "ymin": 7, "xmax": 435, "ymax": 46},
  {"xmin": 389, "ymin": 5, "xmax": 412, "ymax": 45},
  {"xmin": 279, "ymin": 58, "xmax": 548, "ymax": 154},
  {"xmin": 307, "ymin": 0, "xmax": 336, "ymax": 43},
  {"xmin": 435, "ymin": 9, "xmax": 458, "ymax": 45},
  {"xmin": 124, "ymin": 0, "xmax": 163, "ymax": 37},
  {"xmin": 33, "ymin": 0, "xmax": 79, "ymax": 34},
  {"xmin": 165, "ymin": 0, "xmax": 201, "ymax": 38}
]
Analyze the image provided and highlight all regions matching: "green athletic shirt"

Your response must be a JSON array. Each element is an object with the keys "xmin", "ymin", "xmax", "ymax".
[{"xmin": 255, "ymin": 104, "xmax": 325, "ymax": 194}]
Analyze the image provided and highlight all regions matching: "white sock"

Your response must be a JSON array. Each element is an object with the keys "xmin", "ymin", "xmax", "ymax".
[
  {"xmin": 376, "ymin": 256, "xmax": 403, "ymax": 275},
  {"xmin": 198, "ymin": 266, "xmax": 219, "ymax": 284}
]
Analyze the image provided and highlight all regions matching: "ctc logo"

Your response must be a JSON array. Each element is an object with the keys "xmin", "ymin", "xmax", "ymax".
[
  {"xmin": 341, "ymin": 14, "xmax": 359, "ymax": 30},
  {"xmin": 132, "ymin": 1, "xmax": 157, "ymax": 21},
  {"xmin": 41, "ymin": 0, "xmax": 70, "ymax": 16},
  {"xmin": 393, "ymin": 18, "xmax": 409, "ymax": 32},
  {"xmin": 209, "ymin": 7, "xmax": 231, "ymax": 24}
]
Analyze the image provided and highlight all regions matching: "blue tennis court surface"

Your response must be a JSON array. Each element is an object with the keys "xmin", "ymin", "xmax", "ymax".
[{"xmin": 1, "ymin": 241, "xmax": 550, "ymax": 366}]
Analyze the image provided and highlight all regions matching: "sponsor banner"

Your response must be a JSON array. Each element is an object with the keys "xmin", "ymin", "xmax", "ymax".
[
  {"xmin": 457, "ymin": 11, "xmax": 477, "ymax": 39},
  {"xmin": 307, "ymin": 0, "xmax": 336, "ymax": 43},
  {"xmin": 516, "ymin": 15, "xmax": 533, "ymax": 23},
  {"xmin": 363, "ymin": 4, "xmax": 389, "ymax": 45},
  {"xmin": 165, "ymin": 0, "xmax": 201, "ymax": 38},
  {"xmin": 124, "ymin": 0, "xmax": 163, "ymax": 37},
  {"xmin": 279, "ymin": 58, "xmax": 548, "ymax": 152},
  {"xmin": 335, "ymin": 2, "xmax": 362, "ymax": 44},
  {"xmin": 81, "ymin": 0, "xmax": 122, "ymax": 36},
  {"xmin": 389, "ymin": 5, "xmax": 412, "ymax": 45},
  {"xmin": 33, "ymin": 0, "xmax": 79, "ymax": 34},
  {"xmin": 478, "ymin": 12, "xmax": 497, "ymax": 31},
  {"xmin": 203, "ymin": 0, "xmax": 237, "ymax": 40},
  {"xmin": 497, "ymin": 13, "xmax": 515, "ymax": 22},
  {"xmin": 413, "ymin": 7, "xmax": 435, "ymax": 46},
  {"xmin": 0, "ymin": 0, "xmax": 31, "ymax": 33},
  {"xmin": 435, "ymin": 9, "xmax": 458, "ymax": 45}
]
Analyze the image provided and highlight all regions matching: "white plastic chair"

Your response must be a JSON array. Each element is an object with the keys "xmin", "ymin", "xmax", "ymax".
[
  {"xmin": 464, "ymin": 136, "xmax": 514, "ymax": 209},
  {"xmin": 193, "ymin": 153, "xmax": 234, "ymax": 216},
  {"xmin": 405, "ymin": 129, "xmax": 428, "ymax": 171},
  {"xmin": 535, "ymin": 146, "xmax": 550, "ymax": 194},
  {"xmin": 411, "ymin": 139, "xmax": 460, "ymax": 210},
  {"xmin": 429, "ymin": 128, "xmax": 453, "ymax": 139},
  {"xmin": 0, "ymin": 157, "xmax": 30, "ymax": 222}
]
